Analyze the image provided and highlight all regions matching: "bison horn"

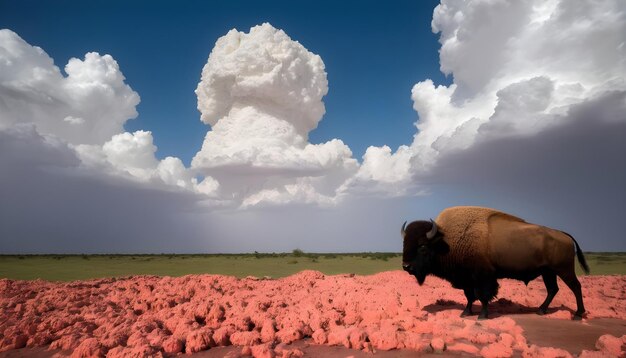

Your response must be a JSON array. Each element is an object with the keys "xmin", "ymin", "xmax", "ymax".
[
  {"xmin": 426, "ymin": 219, "xmax": 438, "ymax": 240},
  {"xmin": 401, "ymin": 221, "xmax": 407, "ymax": 238}
]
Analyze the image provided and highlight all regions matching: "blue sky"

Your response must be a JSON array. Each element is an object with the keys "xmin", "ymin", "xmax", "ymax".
[{"xmin": 1, "ymin": 0, "xmax": 447, "ymax": 165}]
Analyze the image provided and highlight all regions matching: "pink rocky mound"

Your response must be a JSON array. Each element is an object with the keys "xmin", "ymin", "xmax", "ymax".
[{"xmin": 0, "ymin": 271, "xmax": 624, "ymax": 357}]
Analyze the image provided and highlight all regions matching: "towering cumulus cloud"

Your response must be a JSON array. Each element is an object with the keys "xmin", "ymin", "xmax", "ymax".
[
  {"xmin": 355, "ymin": 0, "xmax": 626, "ymax": 194},
  {"xmin": 193, "ymin": 23, "xmax": 358, "ymax": 207},
  {"xmin": 0, "ymin": 30, "xmax": 219, "ymax": 253},
  {"xmin": 0, "ymin": 30, "xmax": 139, "ymax": 145},
  {"xmin": 0, "ymin": 29, "xmax": 216, "ymax": 195}
]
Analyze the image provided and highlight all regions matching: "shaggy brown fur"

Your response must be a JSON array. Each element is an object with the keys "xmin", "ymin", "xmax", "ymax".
[{"xmin": 402, "ymin": 206, "xmax": 588, "ymax": 320}]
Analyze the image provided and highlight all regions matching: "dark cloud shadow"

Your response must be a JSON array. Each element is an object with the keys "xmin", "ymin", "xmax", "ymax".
[
  {"xmin": 0, "ymin": 125, "xmax": 214, "ymax": 253},
  {"xmin": 0, "ymin": 126, "xmax": 417, "ymax": 254},
  {"xmin": 420, "ymin": 90, "xmax": 626, "ymax": 251}
]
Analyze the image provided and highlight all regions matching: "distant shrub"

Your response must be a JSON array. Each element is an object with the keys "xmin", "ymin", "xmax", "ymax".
[
  {"xmin": 287, "ymin": 260, "xmax": 298, "ymax": 264},
  {"xmin": 370, "ymin": 255, "xmax": 389, "ymax": 261},
  {"xmin": 356, "ymin": 252, "xmax": 399, "ymax": 261},
  {"xmin": 292, "ymin": 249, "xmax": 304, "ymax": 257},
  {"xmin": 81, "ymin": 255, "xmax": 90, "ymax": 260},
  {"xmin": 595, "ymin": 256, "xmax": 617, "ymax": 262},
  {"xmin": 18, "ymin": 256, "xmax": 25, "ymax": 260}
]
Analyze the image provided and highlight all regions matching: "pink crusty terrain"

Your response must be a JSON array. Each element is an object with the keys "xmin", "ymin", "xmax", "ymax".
[{"xmin": 0, "ymin": 271, "xmax": 624, "ymax": 357}]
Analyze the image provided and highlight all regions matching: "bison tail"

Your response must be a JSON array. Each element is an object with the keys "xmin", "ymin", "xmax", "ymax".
[{"xmin": 562, "ymin": 231, "xmax": 590, "ymax": 274}]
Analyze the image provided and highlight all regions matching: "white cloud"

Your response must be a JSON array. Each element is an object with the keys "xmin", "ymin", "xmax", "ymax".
[
  {"xmin": 102, "ymin": 130, "xmax": 159, "ymax": 178},
  {"xmin": 193, "ymin": 23, "xmax": 358, "ymax": 207},
  {"xmin": 2, "ymin": 0, "xmax": 624, "ymax": 211},
  {"xmin": 0, "ymin": 29, "xmax": 218, "ymax": 198},
  {"xmin": 241, "ymin": 180, "xmax": 336, "ymax": 209},
  {"xmin": 75, "ymin": 131, "xmax": 219, "ymax": 196},
  {"xmin": 195, "ymin": 24, "xmax": 327, "ymax": 135},
  {"xmin": 0, "ymin": 29, "xmax": 140, "ymax": 145},
  {"xmin": 63, "ymin": 116, "xmax": 85, "ymax": 125},
  {"xmin": 344, "ymin": 145, "xmax": 414, "ymax": 197},
  {"xmin": 356, "ymin": 0, "xmax": 626, "ymax": 193}
]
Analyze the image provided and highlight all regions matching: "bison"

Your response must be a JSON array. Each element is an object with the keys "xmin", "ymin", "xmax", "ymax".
[{"xmin": 401, "ymin": 206, "xmax": 589, "ymax": 320}]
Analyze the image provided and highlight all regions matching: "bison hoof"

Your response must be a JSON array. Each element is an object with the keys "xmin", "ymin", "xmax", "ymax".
[
  {"xmin": 477, "ymin": 314, "xmax": 489, "ymax": 320},
  {"xmin": 573, "ymin": 314, "xmax": 583, "ymax": 321},
  {"xmin": 460, "ymin": 310, "xmax": 473, "ymax": 317},
  {"xmin": 536, "ymin": 308, "xmax": 547, "ymax": 316}
]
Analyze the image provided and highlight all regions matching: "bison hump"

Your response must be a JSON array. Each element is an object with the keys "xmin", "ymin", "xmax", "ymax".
[
  {"xmin": 438, "ymin": 206, "xmax": 525, "ymax": 226},
  {"xmin": 436, "ymin": 206, "xmax": 526, "ymax": 250}
]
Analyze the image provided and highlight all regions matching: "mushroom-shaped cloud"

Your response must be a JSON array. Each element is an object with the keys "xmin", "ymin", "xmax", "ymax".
[
  {"xmin": 195, "ymin": 23, "xmax": 328, "ymax": 135},
  {"xmin": 192, "ymin": 23, "xmax": 357, "ymax": 207}
]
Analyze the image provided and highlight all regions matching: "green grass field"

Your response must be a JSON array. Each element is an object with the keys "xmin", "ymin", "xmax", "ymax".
[{"xmin": 0, "ymin": 252, "xmax": 624, "ymax": 281}]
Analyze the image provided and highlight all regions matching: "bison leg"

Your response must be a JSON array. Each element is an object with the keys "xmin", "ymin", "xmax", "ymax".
[
  {"xmin": 461, "ymin": 287, "xmax": 476, "ymax": 317},
  {"xmin": 475, "ymin": 278, "xmax": 499, "ymax": 320},
  {"xmin": 559, "ymin": 271, "xmax": 586, "ymax": 320},
  {"xmin": 537, "ymin": 271, "xmax": 559, "ymax": 315},
  {"xmin": 477, "ymin": 298, "xmax": 489, "ymax": 320}
]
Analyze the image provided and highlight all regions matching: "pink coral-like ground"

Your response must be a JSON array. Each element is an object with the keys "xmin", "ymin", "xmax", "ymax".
[{"xmin": 0, "ymin": 271, "xmax": 624, "ymax": 357}]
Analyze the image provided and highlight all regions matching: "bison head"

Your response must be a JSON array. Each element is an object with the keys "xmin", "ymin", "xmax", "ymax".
[{"xmin": 401, "ymin": 219, "xmax": 446, "ymax": 285}]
